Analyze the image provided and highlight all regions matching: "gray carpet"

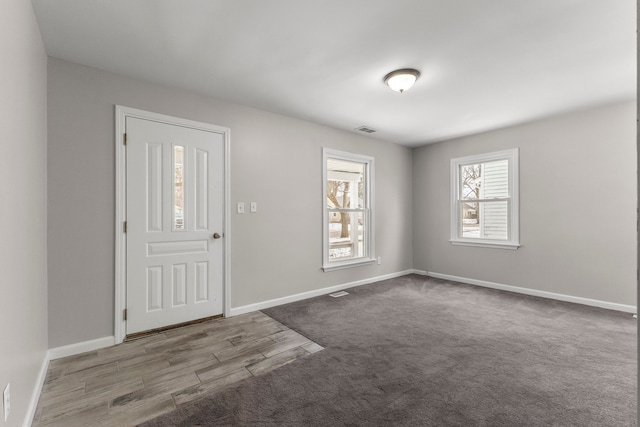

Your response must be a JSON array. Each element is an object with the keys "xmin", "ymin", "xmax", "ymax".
[{"xmin": 141, "ymin": 274, "xmax": 637, "ymax": 426}]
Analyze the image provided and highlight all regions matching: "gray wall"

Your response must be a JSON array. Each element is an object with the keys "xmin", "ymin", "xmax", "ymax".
[
  {"xmin": 413, "ymin": 101, "xmax": 636, "ymax": 306},
  {"xmin": 47, "ymin": 58, "xmax": 414, "ymax": 348},
  {"xmin": 0, "ymin": 0, "xmax": 48, "ymax": 425}
]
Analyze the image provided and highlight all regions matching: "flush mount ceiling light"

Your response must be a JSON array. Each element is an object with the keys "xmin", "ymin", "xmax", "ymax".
[{"xmin": 384, "ymin": 68, "xmax": 420, "ymax": 93}]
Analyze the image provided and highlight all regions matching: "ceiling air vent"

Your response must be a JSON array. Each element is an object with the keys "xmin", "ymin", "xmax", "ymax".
[{"xmin": 355, "ymin": 126, "xmax": 377, "ymax": 134}]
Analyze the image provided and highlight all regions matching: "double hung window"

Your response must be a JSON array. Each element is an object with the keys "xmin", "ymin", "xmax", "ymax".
[
  {"xmin": 322, "ymin": 148, "xmax": 375, "ymax": 270},
  {"xmin": 450, "ymin": 149, "xmax": 519, "ymax": 249}
]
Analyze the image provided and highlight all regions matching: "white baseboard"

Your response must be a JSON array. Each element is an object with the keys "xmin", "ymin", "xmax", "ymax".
[
  {"xmin": 420, "ymin": 270, "xmax": 637, "ymax": 314},
  {"xmin": 229, "ymin": 270, "xmax": 415, "ymax": 316},
  {"xmin": 47, "ymin": 336, "xmax": 115, "ymax": 361},
  {"xmin": 23, "ymin": 354, "xmax": 49, "ymax": 427},
  {"xmin": 24, "ymin": 336, "xmax": 115, "ymax": 426}
]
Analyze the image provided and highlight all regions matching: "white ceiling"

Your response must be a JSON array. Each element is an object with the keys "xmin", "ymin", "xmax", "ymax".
[{"xmin": 32, "ymin": 0, "xmax": 636, "ymax": 147}]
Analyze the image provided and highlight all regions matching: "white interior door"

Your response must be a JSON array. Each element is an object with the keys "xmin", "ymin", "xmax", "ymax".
[{"xmin": 126, "ymin": 117, "xmax": 224, "ymax": 335}]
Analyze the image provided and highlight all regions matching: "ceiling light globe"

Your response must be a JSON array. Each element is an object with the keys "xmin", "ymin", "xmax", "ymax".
[{"xmin": 384, "ymin": 69, "xmax": 420, "ymax": 93}]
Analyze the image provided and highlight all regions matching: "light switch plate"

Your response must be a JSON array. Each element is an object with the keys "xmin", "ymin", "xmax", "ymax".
[
  {"xmin": 250, "ymin": 202, "xmax": 257, "ymax": 213},
  {"xmin": 237, "ymin": 202, "xmax": 245, "ymax": 214}
]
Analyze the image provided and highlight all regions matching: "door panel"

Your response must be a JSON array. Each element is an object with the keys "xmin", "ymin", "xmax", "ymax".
[{"xmin": 126, "ymin": 117, "xmax": 224, "ymax": 335}]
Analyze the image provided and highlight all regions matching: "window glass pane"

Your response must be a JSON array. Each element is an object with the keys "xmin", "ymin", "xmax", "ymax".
[
  {"xmin": 461, "ymin": 200, "xmax": 508, "ymax": 240},
  {"xmin": 460, "ymin": 164, "xmax": 482, "ymax": 200},
  {"xmin": 461, "ymin": 201, "xmax": 480, "ymax": 237},
  {"xmin": 174, "ymin": 146, "xmax": 184, "ymax": 230},
  {"xmin": 328, "ymin": 211, "xmax": 366, "ymax": 261},
  {"xmin": 483, "ymin": 159, "xmax": 509, "ymax": 198},
  {"xmin": 327, "ymin": 158, "xmax": 365, "ymax": 209}
]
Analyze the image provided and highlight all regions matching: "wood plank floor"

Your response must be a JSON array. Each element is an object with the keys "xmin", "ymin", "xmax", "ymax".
[{"xmin": 32, "ymin": 311, "xmax": 323, "ymax": 427}]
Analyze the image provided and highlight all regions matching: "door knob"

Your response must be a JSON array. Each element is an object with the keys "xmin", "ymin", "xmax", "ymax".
[{"xmin": 213, "ymin": 232, "xmax": 221, "ymax": 239}]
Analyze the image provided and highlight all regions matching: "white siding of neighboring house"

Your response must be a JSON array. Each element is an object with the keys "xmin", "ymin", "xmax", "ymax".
[{"xmin": 480, "ymin": 159, "xmax": 509, "ymax": 239}]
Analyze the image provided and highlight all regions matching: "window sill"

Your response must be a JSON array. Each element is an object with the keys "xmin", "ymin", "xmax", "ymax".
[
  {"xmin": 450, "ymin": 240, "xmax": 520, "ymax": 250},
  {"xmin": 322, "ymin": 258, "xmax": 376, "ymax": 272}
]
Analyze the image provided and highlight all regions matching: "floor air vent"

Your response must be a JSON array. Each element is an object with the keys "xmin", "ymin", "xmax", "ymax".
[
  {"xmin": 329, "ymin": 291, "xmax": 349, "ymax": 298},
  {"xmin": 355, "ymin": 126, "xmax": 377, "ymax": 134}
]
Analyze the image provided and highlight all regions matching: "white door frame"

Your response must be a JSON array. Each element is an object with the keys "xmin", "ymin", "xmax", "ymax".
[{"xmin": 114, "ymin": 105, "xmax": 231, "ymax": 344}]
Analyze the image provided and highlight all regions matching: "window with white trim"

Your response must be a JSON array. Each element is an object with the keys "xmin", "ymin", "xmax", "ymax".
[
  {"xmin": 322, "ymin": 148, "xmax": 375, "ymax": 271},
  {"xmin": 450, "ymin": 148, "xmax": 519, "ymax": 249}
]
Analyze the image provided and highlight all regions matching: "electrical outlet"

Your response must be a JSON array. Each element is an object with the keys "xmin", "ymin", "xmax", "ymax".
[
  {"xmin": 377, "ymin": 256, "xmax": 382, "ymax": 265},
  {"xmin": 3, "ymin": 383, "xmax": 10, "ymax": 422}
]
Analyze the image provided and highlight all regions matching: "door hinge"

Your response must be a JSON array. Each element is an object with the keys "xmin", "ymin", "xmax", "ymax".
[
  {"xmin": 123, "ymin": 309, "xmax": 128, "ymax": 321},
  {"xmin": 123, "ymin": 133, "xmax": 127, "ymax": 145},
  {"xmin": 124, "ymin": 221, "xmax": 127, "ymax": 233}
]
